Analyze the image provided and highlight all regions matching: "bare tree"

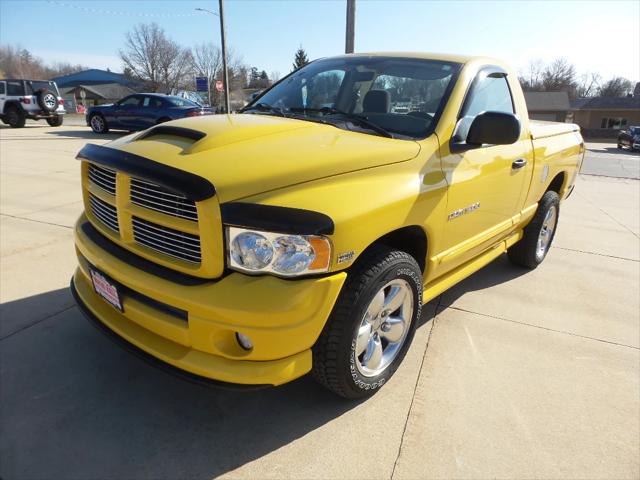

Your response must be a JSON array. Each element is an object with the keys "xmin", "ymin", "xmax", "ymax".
[
  {"xmin": 576, "ymin": 72, "xmax": 602, "ymax": 98},
  {"xmin": 599, "ymin": 76, "xmax": 634, "ymax": 97},
  {"xmin": 0, "ymin": 44, "xmax": 87, "ymax": 79},
  {"xmin": 120, "ymin": 23, "xmax": 191, "ymax": 92},
  {"xmin": 519, "ymin": 59, "xmax": 545, "ymax": 91},
  {"xmin": 541, "ymin": 58, "xmax": 577, "ymax": 96},
  {"xmin": 192, "ymin": 43, "xmax": 222, "ymax": 86}
]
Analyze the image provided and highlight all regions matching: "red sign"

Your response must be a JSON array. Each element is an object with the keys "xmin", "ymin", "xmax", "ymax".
[{"xmin": 215, "ymin": 80, "xmax": 224, "ymax": 92}]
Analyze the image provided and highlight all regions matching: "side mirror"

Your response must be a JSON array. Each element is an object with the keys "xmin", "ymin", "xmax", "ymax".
[{"xmin": 466, "ymin": 111, "xmax": 521, "ymax": 146}]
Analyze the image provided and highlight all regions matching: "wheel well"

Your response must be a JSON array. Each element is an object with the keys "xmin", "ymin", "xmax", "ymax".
[
  {"xmin": 546, "ymin": 172, "xmax": 566, "ymax": 195},
  {"xmin": 365, "ymin": 226, "xmax": 427, "ymax": 273},
  {"xmin": 3, "ymin": 101, "xmax": 23, "ymax": 114}
]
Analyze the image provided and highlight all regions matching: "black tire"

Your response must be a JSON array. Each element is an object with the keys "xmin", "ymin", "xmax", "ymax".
[
  {"xmin": 37, "ymin": 89, "xmax": 58, "ymax": 113},
  {"xmin": 89, "ymin": 113, "xmax": 108, "ymax": 133},
  {"xmin": 46, "ymin": 115, "xmax": 63, "ymax": 127},
  {"xmin": 508, "ymin": 190, "xmax": 560, "ymax": 269},
  {"xmin": 5, "ymin": 106, "xmax": 26, "ymax": 128},
  {"xmin": 312, "ymin": 246, "xmax": 422, "ymax": 399}
]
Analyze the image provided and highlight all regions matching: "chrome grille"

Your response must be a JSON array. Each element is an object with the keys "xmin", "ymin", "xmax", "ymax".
[
  {"xmin": 88, "ymin": 163, "xmax": 116, "ymax": 195},
  {"xmin": 89, "ymin": 194, "xmax": 119, "ymax": 232},
  {"xmin": 131, "ymin": 178, "xmax": 197, "ymax": 221},
  {"xmin": 132, "ymin": 216, "xmax": 201, "ymax": 263}
]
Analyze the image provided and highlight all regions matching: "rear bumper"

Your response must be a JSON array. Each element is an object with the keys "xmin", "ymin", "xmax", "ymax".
[
  {"xmin": 72, "ymin": 216, "xmax": 347, "ymax": 386},
  {"xmin": 25, "ymin": 110, "xmax": 65, "ymax": 119}
]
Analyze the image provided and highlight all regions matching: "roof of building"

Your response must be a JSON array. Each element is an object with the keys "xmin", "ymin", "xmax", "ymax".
[
  {"xmin": 60, "ymin": 83, "xmax": 136, "ymax": 100},
  {"xmin": 52, "ymin": 69, "xmax": 138, "ymax": 88},
  {"xmin": 524, "ymin": 91, "xmax": 570, "ymax": 112},
  {"xmin": 570, "ymin": 96, "xmax": 640, "ymax": 110}
]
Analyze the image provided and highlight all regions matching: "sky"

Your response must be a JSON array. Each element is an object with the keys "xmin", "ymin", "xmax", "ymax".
[{"xmin": 1, "ymin": 0, "xmax": 638, "ymax": 83}]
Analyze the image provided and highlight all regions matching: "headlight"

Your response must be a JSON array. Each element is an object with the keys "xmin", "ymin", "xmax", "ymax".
[{"xmin": 227, "ymin": 226, "xmax": 331, "ymax": 276}]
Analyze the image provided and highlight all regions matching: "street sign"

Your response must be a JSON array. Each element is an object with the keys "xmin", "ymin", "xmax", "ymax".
[
  {"xmin": 195, "ymin": 77, "xmax": 209, "ymax": 92},
  {"xmin": 215, "ymin": 80, "xmax": 224, "ymax": 92}
]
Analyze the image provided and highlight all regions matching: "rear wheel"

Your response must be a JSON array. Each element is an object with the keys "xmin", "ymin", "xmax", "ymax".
[
  {"xmin": 312, "ymin": 246, "xmax": 422, "ymax": 399},
  {"xmin": 89, "ymin": 114, "xmax": 108, "ymax": 133},
  {"xmin": 508, "ymin": 190, "xmax": 560, "ymax": 269},
  {"xmin": 6, "ymin": 107, "xmax": 25, "ymax": 128},
  {"xmin": 46, "ymin": 116, "xmax": 63, "ymax": 127}
]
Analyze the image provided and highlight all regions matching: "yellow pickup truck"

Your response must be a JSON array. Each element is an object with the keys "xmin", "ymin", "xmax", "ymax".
[{"xmin": 71, "ymin": 53, "xmax": 584, "ymax": 398}]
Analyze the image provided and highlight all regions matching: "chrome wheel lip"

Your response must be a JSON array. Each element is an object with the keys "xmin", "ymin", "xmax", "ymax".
[
  {"xmin": 354, "ymin": 279, "xmax": 414, "ymax": 377},
  {"xmin": 536, "ymin": 205, "xmax": 557, "ymax": 260}
]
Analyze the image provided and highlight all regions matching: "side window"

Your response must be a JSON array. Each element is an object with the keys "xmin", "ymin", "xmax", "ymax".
[
  {"xmin": 463, "ymin": 74, "xmax": 514, "ymax": 117},
  {"xmin": 0, "ymin": 82, "xmax": 5, "ymax": 95},
  {"xmin": 6, "ymin": 81, "xmax": 23, "ymax": 96},
  {"xmin": 119, "ymin": 96, "xmax": 141, "ymax": 107},
  {"xmin": 142, "ymin": 96, "xmax": 151, "ymax": 107},
  {"xmin": 151, "ymin": 97, "xmax": 163, "ymax": 108}
]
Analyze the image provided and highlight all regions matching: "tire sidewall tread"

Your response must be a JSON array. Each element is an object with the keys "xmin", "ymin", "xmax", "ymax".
[
  {"xmin": 312, "ymin": 246, "xmax": 422, "ymax": 399},
  {"xmin": 508, "ymin": 190, "xmax": 560, "ymax": 269}
]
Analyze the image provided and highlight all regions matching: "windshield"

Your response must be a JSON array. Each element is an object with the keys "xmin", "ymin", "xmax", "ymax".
[
  {"xmin": 167, "ymin": 97, "xmax": 199, "ymax": 107},
  {"xmin": 245, "ymin": 56, "xmax": 461, "ymax": 139},
  {"xmin": 27, "ymin": 81, "xmax": 59, "ymax": 96},
  {"xmin": 629, "ymin": 126, "xmax": 640, "ymax": 135}
]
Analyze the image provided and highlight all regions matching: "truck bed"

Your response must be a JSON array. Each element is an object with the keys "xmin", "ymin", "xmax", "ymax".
[{"xmin": 529, "ymin": 120, "xmax": 580, "ymax": 140}]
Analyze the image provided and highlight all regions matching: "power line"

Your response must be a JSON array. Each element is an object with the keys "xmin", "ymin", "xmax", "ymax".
[{"xmin": 48, "ymin": 1, "xmax": 208, "ymax": 18}]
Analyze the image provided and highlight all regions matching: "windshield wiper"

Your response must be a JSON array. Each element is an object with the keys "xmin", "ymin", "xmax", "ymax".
[
  {"xmin": 242, "ymin": 103, "xmax": 286, "ymax": 117},
  {"xmin": 289, "ymin": 107, "xmax": 394, "ymax": 138}
]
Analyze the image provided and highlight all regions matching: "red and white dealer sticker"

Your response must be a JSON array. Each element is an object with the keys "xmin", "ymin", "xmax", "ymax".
[{"xmin": 89, "ymin": 267, "xmax": 123, "ymax": 312}]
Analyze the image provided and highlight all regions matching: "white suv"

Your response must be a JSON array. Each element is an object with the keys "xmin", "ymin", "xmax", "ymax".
[{"xmin": 0, "ymin": 79, "xmax": 66, "ymax": 128}]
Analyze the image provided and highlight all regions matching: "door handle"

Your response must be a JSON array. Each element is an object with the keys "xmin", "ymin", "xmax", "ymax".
[{"xmin": 512, "ymin": 158, "xmax": 527, "ymax": 169}]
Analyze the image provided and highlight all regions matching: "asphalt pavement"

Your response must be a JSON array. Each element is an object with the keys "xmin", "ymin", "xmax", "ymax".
[{"xmin": 1, "ymin": 124, "xmax": 638, "ymax": 479}]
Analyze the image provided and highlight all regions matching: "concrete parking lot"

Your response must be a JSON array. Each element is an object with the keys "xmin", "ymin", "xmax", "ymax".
[{"xmin": 1, "ymin": 124, "xmax": 639, "ymax": 479}]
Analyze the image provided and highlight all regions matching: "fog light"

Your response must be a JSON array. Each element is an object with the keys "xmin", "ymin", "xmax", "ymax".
[{"xmin": 236, "ymin": 332, "xmax": 253, "ymax": 350}]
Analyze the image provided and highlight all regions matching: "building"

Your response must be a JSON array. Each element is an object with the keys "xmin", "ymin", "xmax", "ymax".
[
  {"xmin": 52, "ymin": 69, "xmax": 142, "ymax": 110},
  {"xmin": 569, "ymin": 96, "xmax": 640, "ymax": 138},
  {"xmin": 524, "ymin": 91, "xmax": 571, "ymax": 122}
]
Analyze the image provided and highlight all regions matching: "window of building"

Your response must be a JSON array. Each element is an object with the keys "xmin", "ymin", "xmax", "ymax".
[{"xmin": 601, "ymin": 117, "xmax": 628, "ymax": 129}]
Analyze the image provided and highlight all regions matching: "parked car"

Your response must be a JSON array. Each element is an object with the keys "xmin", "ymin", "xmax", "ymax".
[
  {"xmin": 71, "ymin": 53, "xmax": 584, "ymax": 399},
  {"xmin": 0, "ymin": 79, "xmax": 65, "ymax": 128},
  {"xmin": 86, "ymin": 93, "xmax": 213, "ymax": 133},
  {"xmin": 617, "ymin": 126, "xmax": 640, "ymax": 151}
]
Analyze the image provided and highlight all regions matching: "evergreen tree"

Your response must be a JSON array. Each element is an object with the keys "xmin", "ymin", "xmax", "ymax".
[{"xmin": 292, "ymin": 46, "xmax": 309, "ymax": 71}]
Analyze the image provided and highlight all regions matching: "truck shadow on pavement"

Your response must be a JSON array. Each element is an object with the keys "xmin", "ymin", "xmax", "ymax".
[{"xmin": 0, "ymin": 255, "xmax": 524, "ymax": 479}]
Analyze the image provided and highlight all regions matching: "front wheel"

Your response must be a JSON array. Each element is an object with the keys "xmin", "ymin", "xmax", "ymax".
[
  {"xmin": 89, "ymin": 114, "xmax": 108, "ymax": 133},
  {"xmin": 46, "ymin": 116, "xmax": 63, "ymax": 127},
  {"xmin": 508, "ymin": 190, "xmax": 560, "ymax": 269},
  {"xmin": 312, "ymin": 246, "xmax": 422, "ymax": 399}
]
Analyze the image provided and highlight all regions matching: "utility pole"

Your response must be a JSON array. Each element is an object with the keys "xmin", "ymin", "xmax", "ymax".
[
  {"xmin": 218, "ymin": 0, "xmax": 230, "ymax": 113},
  {"xmin": 195, "ymin": 3, "xmax": 230, "ymax": 113},
  {"xmin": 345, "ymin": 0, "xmax": 355, "ymax": 54}
]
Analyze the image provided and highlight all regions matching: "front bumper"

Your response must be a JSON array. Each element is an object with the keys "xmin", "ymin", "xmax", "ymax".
[{"xmin": 72, "ymin": 216, "xmax": 347, "ymax": 386}]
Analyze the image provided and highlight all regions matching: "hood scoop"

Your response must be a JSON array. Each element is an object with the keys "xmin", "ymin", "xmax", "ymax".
[{"xmin": 137, "ymin": 126, "xmax": 206, "ymax": 143}]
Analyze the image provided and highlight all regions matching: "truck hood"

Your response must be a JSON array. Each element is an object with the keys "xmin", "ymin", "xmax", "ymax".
[{"xmin": 105, "ymin": 113, "xmax": 421, "ymax": 202}]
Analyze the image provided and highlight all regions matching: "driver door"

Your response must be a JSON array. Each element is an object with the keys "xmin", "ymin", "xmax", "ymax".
[
  {"xmin": 437, "ymin": 68, "xmax": 533, "ymax": 272},
  {"xmin": 114, "ymin": 95, "xmax": 142, "ymax": 129}
]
